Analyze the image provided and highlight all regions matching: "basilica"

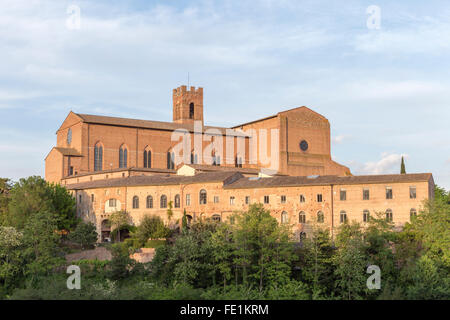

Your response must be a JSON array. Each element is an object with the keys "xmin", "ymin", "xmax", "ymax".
[{"xmin": 45, "ymin": 86, "xmax": 434, "ymax": 241}]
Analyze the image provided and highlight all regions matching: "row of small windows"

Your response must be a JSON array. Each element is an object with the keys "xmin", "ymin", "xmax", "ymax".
[
  {"xmin": 281, "ymin": 208, "xmax": 418, "ymax": 224},
  {"xmin": 339, "ymin": 186, "xmax": 417, "ymax": 201},
  {"xmin": 131, "ymin": 194, "xmax": 182, "ymax": 209},
  {"xmin": 103, "ymin": 194, "xmax": 418, "ymax": 224},
  {"xmin": 259, "ymin": 186, "xmax": 417, "ymax": 205}
]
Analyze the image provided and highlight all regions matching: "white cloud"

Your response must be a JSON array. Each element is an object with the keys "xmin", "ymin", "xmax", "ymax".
[
  {"xmin": 352, "ymin": 152, "xmax": 408, "ymax": 175},
  {"xmin": 332, "ymin": 134, "xmax": 349, "ymax": 144},
  {"xmin": 354, "ymin": 17, "xmax": 450, "ymax": 55}
]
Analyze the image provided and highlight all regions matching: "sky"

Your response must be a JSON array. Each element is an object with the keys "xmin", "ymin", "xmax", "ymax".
[{"xmin": 0, "ymin": 0, "xmax": 449, "ymax": 189}]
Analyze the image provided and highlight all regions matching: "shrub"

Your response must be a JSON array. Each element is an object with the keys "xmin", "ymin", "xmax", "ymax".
[{"xmin": 68, "ymin": 221, "xmax": 98, "ymax": 249}]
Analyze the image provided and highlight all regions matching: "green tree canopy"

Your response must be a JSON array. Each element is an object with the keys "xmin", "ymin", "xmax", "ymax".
[{"xmin": 7, "ymin": 176, "xmax": 77, "ymax": 231}]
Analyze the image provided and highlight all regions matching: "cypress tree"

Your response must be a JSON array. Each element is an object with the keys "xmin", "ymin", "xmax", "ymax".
[{"xmin": 400, "ymin": 156, "xmax": 406, "ymax": 174}]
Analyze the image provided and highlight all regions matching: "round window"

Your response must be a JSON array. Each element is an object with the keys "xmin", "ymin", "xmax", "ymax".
[{"xmin": 299, "ymin": 140, "xmax": 308, "ymax": 151}]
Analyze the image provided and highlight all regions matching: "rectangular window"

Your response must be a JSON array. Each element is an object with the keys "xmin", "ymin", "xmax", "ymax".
[
  {"xmin": 109, "ymin": 199, "xmax": 116, "ymax": 207},
  {"xmin": 317, "ymin": 194, "xmax": 323, "ymax": 202},
  {"xmin": 363, "ymin": 211, "xmax": 370, "ymax": 223},
  {"xmin": 299, "ymin": 195, "xmax": 305, "ymax": 203},
  {"xmin": 186, "ymin": 194, "xmax": 191, "ymax": 206},
  {"xmin": 340, "ymin": 189, "xmax": 346, "ymax": 201},
  {"xmin": 386, "ymin": 187, "xmax": 393, "ymax": 199},
  {"xmin": 363, "ymin": 189, "xmax": 370, "ymax": 200},
  {"xmin": 69, "ymin": 166, "xmax": 74, "ymax": 176},
  {"xmin": 410, "ymin": 186, "xmax": 416, "ymax": 199},
  {"xmin": 91, "ymin": 194, "xmax": 94, "ymax": 203},
  {"xmin": 230, "ymin": 196, "xmax": 235, "ymax": 205},
  {"xmin": 264, "ymin": 195, "xmax": 269, "ymax": 204},
  {"xmin": 214, "ymin": 196, "xmax": 219, "ymax": 203},
  {"xmin": 245, "ymin": 196, "xmax": 250, "ymax": 205},
  {"xmin": 78, "ymin": 195, "xmax": 82, "ymax": 203},
  {"xmin": 281, "ymin": 195, "xmax": 286, "ymax": 203}
]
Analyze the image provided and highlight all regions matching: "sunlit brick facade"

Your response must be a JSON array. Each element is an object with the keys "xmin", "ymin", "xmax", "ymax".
[{"xmin": 44, "ymin": 86, "xmax": 434, "ymax": 241}]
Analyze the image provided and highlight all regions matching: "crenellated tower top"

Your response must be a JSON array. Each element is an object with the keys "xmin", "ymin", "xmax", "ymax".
[{"xmin": 173, "ymin": 85, "xmax": 204, "ymax": 125}]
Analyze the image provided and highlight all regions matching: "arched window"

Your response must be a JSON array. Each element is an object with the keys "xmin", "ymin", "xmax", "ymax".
[
  {"xmin": 410, "ymin": 208, "xmax": 417, "ymax": 221},
  {"xmin": 189, "ymin": 102, "xmax": 194, "ymax": 119},
  {"xmin": 144, "ymin": 149, "xmax": 152, "ymax": 168},
  {"xmin": 299, "ymin": 211, "xmax": 306, "ymax": 223},
  {"xmin": 212, "ymin": 214, "xmax": 221, "ymax": 222},
  {"xmin": 281, "ymin": 211, "xmax": 288, "ymax": 224},
  {"xmin": 199, "ymin": 189, "xmax": 207, "ymax": 204},
  {"xmin": 160, "ymin": 195, "xmax": 167, "ymax": 208},
  {"xmin": 340, "ymin": 210, "xmax": 347, "ymax": 224},
  {"xmin": 363, "ymin": 210, "xmax": 370, "ymax": 223},
  {"xmin": 146, "ymin": 195, "xmax": 153, "ymax": 209},
  {"xmin": 94, "ymin": 143, "xmax": 103, "ymax": 171},
  {"xmin": 67, "ymin": 128, "xmax": 72, "ymax": 145},
  {"xmin": 132, "ymin": 196, "xmax": 139, "ymax": 209},
  {"xmin": 167, "ymin": 151, "xmax": 175, "ymax": 169},
  {"xmin": 299, "ymin": 232, "xmax": 307, "ymax": 241},
  {"xmin": 386, "ymin": 209, "xmax": 393, "ymax": 222},
  {"xmin": 119, "ymin": 145, "xmax": 128, "ymax": 168},
  {"xmin": 317, "ymin": 211, "xmax": 324, "ymax": 223},
  {"xmin": 174, "ymin": 194, "xmax": 180, "ymax": 208}
]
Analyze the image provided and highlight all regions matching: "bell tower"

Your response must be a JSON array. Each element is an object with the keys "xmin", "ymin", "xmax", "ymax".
[{"xmin": 173, "ymin": 85, "xmax": 204, "ymax": 125}]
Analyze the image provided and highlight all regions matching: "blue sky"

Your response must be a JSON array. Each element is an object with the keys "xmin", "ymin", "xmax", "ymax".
[{"xmin": 0, "ymin": 0, "xmax": 449, "ymax": 188}]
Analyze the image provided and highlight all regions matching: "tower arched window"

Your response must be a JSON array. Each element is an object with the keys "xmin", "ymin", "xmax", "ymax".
[
  {"xmin": 160, "ymin": 195, "xmax": 167, "ymax": 208},
  {"xmin": 299, "ymin": 211, "xmax": 306, "ymax": 223},
  {"xmin": 94, "ymin": 143, "xmax": 103, "ymax": 171},
  {"xmin": 119, "ymin": 145, "xmax": 128, "ymax": 168},
  {"xmin": 132, "ymin": 196, "xmax": 139, "ymax": 209},
  {"xmin": 174, "ymin": 194, "xmax": 180, "ymax": 208},
  {"xmin": 189, "ymin": 103, "xmax": 194, "ymax": 119},
  {"xmin": 317, "ymin": 211, "xmax": 324, "ymax": 223},
  {"xmin": 199, "ymin": 189, "xmax": 207, "ymax": 204},
  {"xmin": 146, "ymin": 195, "xmax": 153, "ymax": 208},
  {"xmin": 144, "ymin": 149, "xmax": 152, "ymax": 168}
]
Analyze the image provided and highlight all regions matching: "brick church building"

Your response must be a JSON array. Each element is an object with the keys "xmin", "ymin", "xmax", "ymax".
[{"xmin": 45, "ymin": 86, "xmax": 434, "ymax": 241}]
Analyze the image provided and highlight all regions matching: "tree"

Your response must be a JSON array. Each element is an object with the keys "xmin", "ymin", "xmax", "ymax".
[
  {"xmin": 166, "ymin": 201, "xmax": 174, "ymax": 225},
  {"xmin": 48, "ymin": 183, "xmax": 78, "ymax": 231},
  {"xmin": 22, "ymin": 211, "xmax": 63, "ymax": 278},
  {"xmin": 7, "ymin": 176, "xmax": 76, "ymax": 231},
  {"xmin": 333, "ymin": 222, "xmax": 368, "ymax": 300},
  {"xmin": 0, "ymin": 178, "xmax": 12, "ymax": 226},
  {"xmin": 168, "ymin": 233, "xmax": 202, "ymax": 285},
  {"xmin": 181, "ymin": 209, "xmax": 188, "ymax": 231},
  {"xmin": 108, "ymin": 244, "xmax": 134, "ymax": 281},
  {"xmin": 132, "ymin": 214, "xmax": 169, "ymax": 247},
  {"xmin": 209, "ymin": 223, "xmax": 234, "ymax": 288},
  {"xmin": 109, "ymin": 210, "xmax": 131, "ymax": 243},
  {"xmin": 400, "ymin": 156, "xmax": 406, "ymax": 174},
  {"xmin": 0, "ymin": 226, "xmax": 24, "ymax": 288},
  {"xmin": 300, "ymin": 227, "xmax": 336, "ymax": 299},
  {"xmin": 234, "ymin": 204, "xmax": 295, "ymax": 291},
  {"xmin": 68, "ymin": 221, "xmax": 98, "ymax": 249}
]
